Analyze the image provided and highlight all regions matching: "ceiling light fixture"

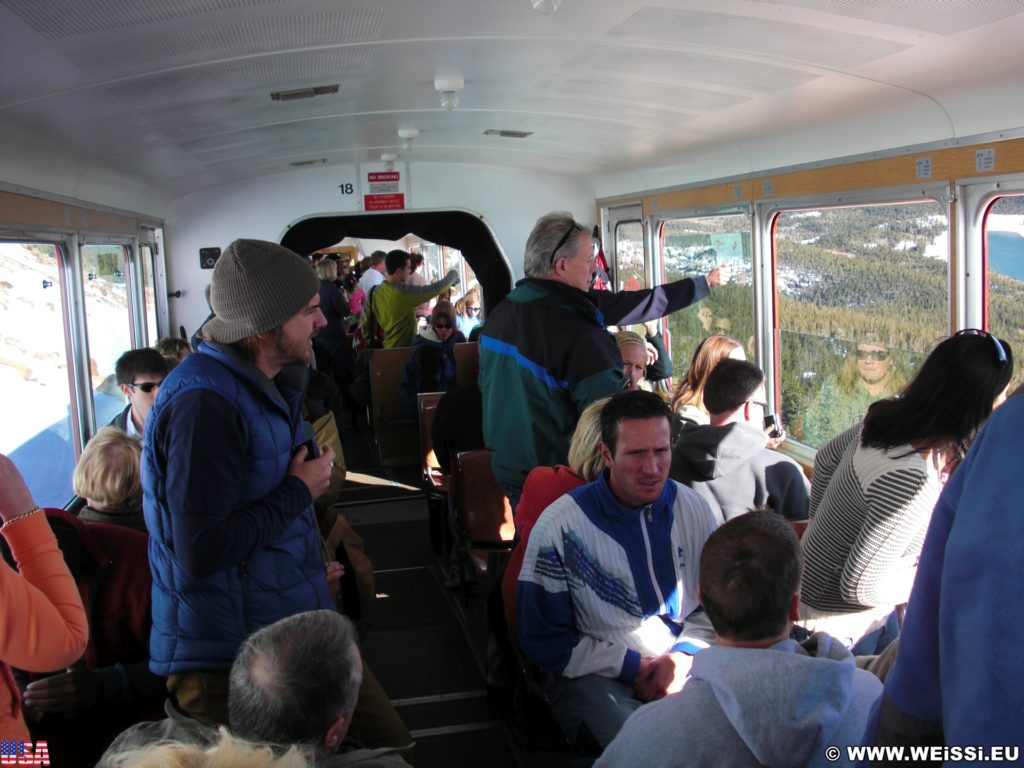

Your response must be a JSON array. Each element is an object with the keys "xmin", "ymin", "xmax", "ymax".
[
  {"xmin": 484, "ymin": 129, "xmax": 533, "ymax": 139},
  {"xmin": 531, "ymin": 0, "xmax": 562, "ymax": 14},
  {"xmin": 398, "ymin": 127, "xmax": 420, "ymax": 151},
  {"xmin": 434, "ymin": 72, "xmax": 464, "ymax": 111},
  {"xmin": 270, "ymin": 84, "xmax": 339, "ymax": 102}
]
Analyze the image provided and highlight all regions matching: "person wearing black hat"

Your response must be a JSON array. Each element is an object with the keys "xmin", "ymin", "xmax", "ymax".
[{"xmin": 141, "ymin": 239, "xmax": 339, "ymax": 725}]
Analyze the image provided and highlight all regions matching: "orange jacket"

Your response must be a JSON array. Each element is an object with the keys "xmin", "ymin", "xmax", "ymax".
[{"xmin": 1, "ymin": 512, "xmax": 88, "ymax": 742}]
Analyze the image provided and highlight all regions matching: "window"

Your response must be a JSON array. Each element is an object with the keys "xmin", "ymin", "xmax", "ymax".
[
  {"xmin": 140, "ymin": 242, "xmax": 159, "ymax": 344},
  {"xmin": 774, "ymin": 202, "xmax": 949, "ymax": 448},
  {"xmin": 658, "ymin": 214, "xmax": 754, "ymax": 382},
  {"xmin": 81, "ymin": 243, "xmax": 134, "ymax": 430},
  {"xmin": 984, "ymin": 196, "xmax": 1024, "ymax": 393},
  {"xmin": 0, "ymin": 242, "xmax": 77, "ymax": 506},
  {"xmin": 614, "ymin": 220, "xmax": 646, "ymax": 291}
]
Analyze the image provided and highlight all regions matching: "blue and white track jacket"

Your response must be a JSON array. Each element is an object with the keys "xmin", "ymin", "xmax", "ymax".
[{"xmin": 517, "ymin": 473, "xmax": 718, "ymax": 684}]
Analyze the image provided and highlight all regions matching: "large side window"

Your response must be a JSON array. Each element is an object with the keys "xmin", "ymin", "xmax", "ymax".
[
  {"xmin": 774, "ymin": 202, "xmax": 949, "ymax": 448},
  {"xmin": 1, "ymin": 242, "xmax": 77, "ymax": 506},
  {"xmin": 658, "ymin": 214, "xmax": 754, "ymax": 379},
  {"xmin": 984, "ymin": 196, "xmax": 1024, "ymax": 392}
]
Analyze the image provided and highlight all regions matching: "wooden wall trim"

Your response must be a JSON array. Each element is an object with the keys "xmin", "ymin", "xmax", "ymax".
[{"xmin": 0, "ymin": 189, "xmax": 143, "ymax": 236}]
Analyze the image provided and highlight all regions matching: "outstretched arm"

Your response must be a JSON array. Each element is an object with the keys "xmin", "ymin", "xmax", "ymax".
[
  {"xmin": 591, "ymin": 275, "xmax": 710, "ymax": 326},
  {"xmin": 393, "ymin": 269, "xmax": 459, "ymax": 298}
]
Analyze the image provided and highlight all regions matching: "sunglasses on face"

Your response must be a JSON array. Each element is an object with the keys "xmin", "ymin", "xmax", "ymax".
[
  {"xmin": 467, "ymin": 306, "xmax": 481, "ymax": 314},
  {"xmin": 434, "ymin": 323, "xmax": 452, "ymax": 330},
  {"xmin": 129, "ymin": 381, "xmax": 162, "ymax": 393},
  {"xmin": 955, "ymin": 328, "xmax": 1008, "ymax": 367},
  {"xmin": 855, "ymin": 349, "xmax": 889, "ymax": 361}
]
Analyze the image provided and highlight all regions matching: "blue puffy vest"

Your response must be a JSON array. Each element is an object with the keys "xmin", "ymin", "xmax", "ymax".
[{"xmin": 143, "ymin": 344, "xmax": 331, "ymax": 675}]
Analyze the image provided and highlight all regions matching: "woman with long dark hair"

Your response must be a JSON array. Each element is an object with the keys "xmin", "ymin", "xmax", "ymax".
[
  {"xmin": 670, "ymin": 333, "xmax": 745, "ymax": 432},
  {"xmin": 799, "ymin": 330, "xmax": 1014, "ymax": 651}
]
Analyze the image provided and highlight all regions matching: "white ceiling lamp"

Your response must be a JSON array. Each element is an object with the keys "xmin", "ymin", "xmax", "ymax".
[
  {"xmin": 434, "ymin": 72, "xmax": 464, "ymax": 111},
  {"xmin": 531, "ymin": 0, "xmax": 562, "ymax": 14},
  {"xmin": 398, "ymin": 127, "xmax": 420, "ymax": 151},
  {"xmin": 381, "ymin": 152, "xmax": 397, "ymax": 171}
]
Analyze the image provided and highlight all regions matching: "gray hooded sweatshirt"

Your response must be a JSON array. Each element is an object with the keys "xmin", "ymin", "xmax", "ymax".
[
  {"xmin": 596, "ymin": 634, "xmax": 882, "ymax": 768},
  {"xmin": 671, "ymin": 422, "xmax": 810, "ymax": 523}
]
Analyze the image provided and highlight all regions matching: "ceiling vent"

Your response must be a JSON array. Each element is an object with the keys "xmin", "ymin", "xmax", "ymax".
[
  {"xmin": 483, "ymin": 129, "xmax": 533, "ymax": 139},
  {"xmin": 289, "ymin": 159, "xmax": 328, "ymax": 167},
  {"xmin": 271, "ymin": 84, "xmax": 340, "ymax": 102}
]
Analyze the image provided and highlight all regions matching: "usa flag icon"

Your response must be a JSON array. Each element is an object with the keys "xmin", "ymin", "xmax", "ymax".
[{"xmin": 0, "ymin": 740, "xmax": 49, "ymax": 766}]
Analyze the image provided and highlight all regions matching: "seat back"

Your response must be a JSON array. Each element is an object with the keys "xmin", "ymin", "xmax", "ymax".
[
  {"xmin": 368, "ymin": 347, "xmax": 418, "ymax": 465},
  {"xmin": 452, "ymin": 449, "xmax": 514, "ymax": 545},
  {"xmin": 417, "ymin": 391, "xmax": 447, "ymax": 488},
  {"xmin": 453, "ymin": 341, "xmax": 479, "ymax": 387},
  {"xmin": 788, "ymin": 519, "xmax": 808, "ymax": 539}
]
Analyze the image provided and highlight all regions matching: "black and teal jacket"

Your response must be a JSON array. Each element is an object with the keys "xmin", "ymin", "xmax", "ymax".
[{"xmin": 479, "ymin": 278, "xmax": 626, "ymax": 490}]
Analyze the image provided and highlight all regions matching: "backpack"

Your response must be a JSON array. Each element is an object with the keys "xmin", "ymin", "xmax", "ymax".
[{"xmin": 355, "ymin": 284, "xmax": 385, "ymax": 352}]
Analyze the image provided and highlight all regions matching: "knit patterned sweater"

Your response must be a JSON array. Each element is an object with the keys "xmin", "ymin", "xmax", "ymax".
[
  {"xmin": 517, "ymin": 473, "xmax": 717, "ymax": 684},
  {"xmin": 801, "ymin": 424, "xmax": 939, "ymax": 614}
]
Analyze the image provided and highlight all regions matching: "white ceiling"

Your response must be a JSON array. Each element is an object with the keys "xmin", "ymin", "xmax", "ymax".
[{"xmin": 2, "ymin": 0, "xmax": 1024, "ymax": 208}]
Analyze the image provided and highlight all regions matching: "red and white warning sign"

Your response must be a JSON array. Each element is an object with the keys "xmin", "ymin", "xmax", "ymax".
[{"xmin": 364, "ymin": 171, "xmax": 405, "ymax": 211}]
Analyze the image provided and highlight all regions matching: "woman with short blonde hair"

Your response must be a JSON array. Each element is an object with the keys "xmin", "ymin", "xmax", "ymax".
[
  {"xmin": 314, "ymin": 259, "xmax": 338, "ymax": 281},
  {"xmin": 73, "ymin": 427, "xmax": 145, "ymax": 532}
]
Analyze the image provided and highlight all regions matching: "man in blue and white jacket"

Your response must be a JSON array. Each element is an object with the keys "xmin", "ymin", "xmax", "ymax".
[{"xmin": 517, "ymin": 390, "xmax": 719, "ymax": 752}]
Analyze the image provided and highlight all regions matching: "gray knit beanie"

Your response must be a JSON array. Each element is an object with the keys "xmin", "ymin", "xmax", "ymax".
[{"xmin": 203, "ymin": 239, "xmax": 319, "ymax": 344}]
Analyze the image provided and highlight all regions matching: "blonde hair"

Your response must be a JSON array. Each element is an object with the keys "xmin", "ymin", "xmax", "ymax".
[
  {"xmin": 568, "ymin": 398, "xmax": 609, "ymax": 482},
  {"xmin": 614, "ymin": 329, "xmax": 645, "ymax": 353},
  {"xmin": 73, "ymin": 427, "xmax": 142, "ymax": 512},
  {"xmin": 315, "ymin": 260, "xmax": 338, "ymax": 281},
  {"xmin": 671, "ymin": 333, "xmax": 743, "ymax": 415},
  {"xmin": 105, "ymin": 729, "xmax": 311, "ymax": 768}
]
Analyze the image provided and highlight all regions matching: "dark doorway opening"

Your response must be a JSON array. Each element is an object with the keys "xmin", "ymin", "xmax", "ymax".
[{"xmin": 281, "ymin": 210, "xmax": 514, "ymax": 309}]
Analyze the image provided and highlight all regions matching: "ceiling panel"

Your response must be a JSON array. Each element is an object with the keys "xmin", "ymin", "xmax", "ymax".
[
  {"xmin": 608, "ymin": 7, "xmax": 910, "ymax": 67},
  {"xmin": 743, "ymin": 0, "xmax": 1023, "ymax": 35},
  {"xmin": 0, "ymin": 0, "xmax": 288, "ymax": 39},
  {"xmin": 67, "ymin": 8, "xmax": 385, "ymax": 77},
  {"xmin": 535, "ymin": 74, "xmax": 749, "ymax": 113},
  {"xmin": 104, "ymin": 50, "xmax": 373, "ymax": 109},
  {"xmin": 564, "ymin": 47, "xmax": 819, "ymax": 94}
]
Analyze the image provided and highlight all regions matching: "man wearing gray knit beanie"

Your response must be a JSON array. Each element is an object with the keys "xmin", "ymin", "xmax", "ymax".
[{"xmin": 140, "ymin": 238, "xmax": 339, "ymax": 724}]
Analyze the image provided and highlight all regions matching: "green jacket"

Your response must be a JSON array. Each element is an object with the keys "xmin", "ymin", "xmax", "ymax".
[
  {"xmin": 362, "ymin": 270, "xmax": 458, "ymax": 349},
  {"xmin": 479, "ymin": 278, "xmax": 625, "ymax": 490}
]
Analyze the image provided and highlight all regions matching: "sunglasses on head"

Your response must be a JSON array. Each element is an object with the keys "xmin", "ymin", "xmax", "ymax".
[
  {"xmin": 955, "ymin": 328, "xmax": 1008, "ymax": 367},
  {"xmin": 129, "ymin": 381, "xmax": 162, "ymax": 393},
  {"xmin": 855, "ymin": 349, "xmax": 889, "ymax": 361},
  {"xmin": 549, "ymin": 221, "xmax": 584, "ymax": 265}
]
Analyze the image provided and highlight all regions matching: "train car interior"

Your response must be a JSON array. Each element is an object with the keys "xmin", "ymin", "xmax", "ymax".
[{"xmin": 3, "ymin": 0, "xmax": 1024, "ymax": 765}]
